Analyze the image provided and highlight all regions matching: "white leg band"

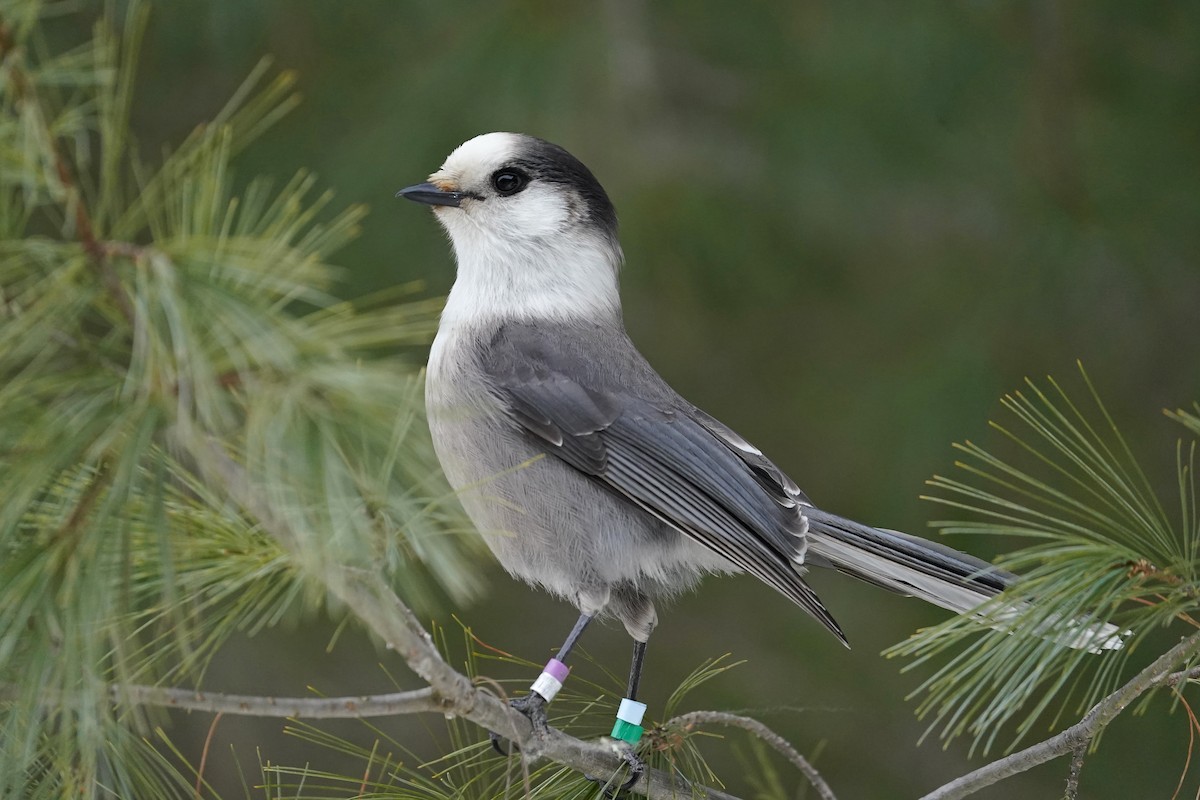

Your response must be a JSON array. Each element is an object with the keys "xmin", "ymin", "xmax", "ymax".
[
  {"xmin": 617, "ymin": 698, "xmax": 647, "ymax": 726},
  {"xmin": 531, "ymin": 672, "xmax": 564, "ymax": 702}
]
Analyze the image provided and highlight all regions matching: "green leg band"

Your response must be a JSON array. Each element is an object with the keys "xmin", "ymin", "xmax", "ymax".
[{"xmin": 610, "ymin": 718, "xmax": 644, "ymax": 744}]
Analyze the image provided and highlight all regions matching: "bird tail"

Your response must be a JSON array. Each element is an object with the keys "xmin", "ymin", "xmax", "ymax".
[{"xmin": 803, "ymin": 508, "xmax": 1125, "ymax": 652}]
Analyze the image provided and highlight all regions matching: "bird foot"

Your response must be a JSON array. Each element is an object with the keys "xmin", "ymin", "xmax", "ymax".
[
  {"xmin": 584, "ymin": 742, "xmax": 645, "ymax": 798},
  {"xmin": 489, "ymin": 692, "xmax": 549, "ymax": 756}
]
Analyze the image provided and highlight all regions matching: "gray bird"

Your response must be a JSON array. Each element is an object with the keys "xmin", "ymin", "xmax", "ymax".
[{"xmin": 398, "ymin": 133, "xmax": 1121, "ymax": 752}]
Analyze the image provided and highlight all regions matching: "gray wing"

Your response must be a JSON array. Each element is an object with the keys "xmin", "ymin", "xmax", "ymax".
[
  {"xmin": 484, "ymin": 325, "xmax": 846, "ymax": 644},
  {"xmin": 688, "ymin": 406, "xmax": 814, "ymax": 508}
]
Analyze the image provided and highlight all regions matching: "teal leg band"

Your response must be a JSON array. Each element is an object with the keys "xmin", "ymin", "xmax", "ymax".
[{"xmin": 610, "ymin": 718, "xmax": 644, "ymax": 744}]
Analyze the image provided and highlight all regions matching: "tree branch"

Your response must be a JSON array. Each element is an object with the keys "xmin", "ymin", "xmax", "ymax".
[
  {"xmin": 14, "ymin": 656, "xmax": 1188, "ymax": 797},
  {"xmin": 111, "ymin": 685, "xmax": 441, "ymax": 718},
  {"xmin": 175, "ymin": 428, "xmax": 742, "ymax": 800},
  {"xmin": 664, "ymin": 711, "xmax": 837, "ymax": 800},
  {"xmin": 922, "ymin": 631, "xmax": 1200, "ymax": 800}
]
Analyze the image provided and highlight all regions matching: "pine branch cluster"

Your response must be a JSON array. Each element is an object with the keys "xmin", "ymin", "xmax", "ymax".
[
  {"xmin": 0, "ymin": 2, "xmax": 481, "ymax": 796},
  {"xmin": 890, "ymin": 371, "xmax": 1200, "ymax": 756}
]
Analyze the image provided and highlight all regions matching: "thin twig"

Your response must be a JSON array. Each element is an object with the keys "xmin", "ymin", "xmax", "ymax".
[
  {"xmin": 112, "ymin": 685, "xmax": 441, "ymax": 718},
  {"xmin": 1168, "ymin": 666, "xmax": 1200, "ymax": 688},
  {"xmin": 663, "ymin": 711, "xmax": 837, "ymax": 800},
  {"xmin": 1064, "ymin": 739, "xmax": 1087, "ymax": 800},
  {"xmin": 922, "ymin": 631, "xmax": 1200, "ymax": 800}
]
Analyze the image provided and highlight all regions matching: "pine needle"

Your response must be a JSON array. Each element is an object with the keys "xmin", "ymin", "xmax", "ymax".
[{"xmin": 889, "ymin": 366, "xmax": 1200, "ymax": 755}]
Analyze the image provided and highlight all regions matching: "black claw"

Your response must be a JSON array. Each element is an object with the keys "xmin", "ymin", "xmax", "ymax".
[
  {"xmin": 585, "ymin": 745, "xmax": 645, "ymax": 798},
  {"xmin": 618, "ymin": 747, "xmax": 645, "ymax": 792},
  {"xmin": 489, "ymin": 729, "xmax": 515, "ymax": 757},
  {"xmin": 488, "ymin": 693, "xmax": 549, "ymax": 755}
]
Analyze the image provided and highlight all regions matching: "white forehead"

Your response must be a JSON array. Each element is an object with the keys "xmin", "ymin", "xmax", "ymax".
[{"xmin": 433, "ymin": 132, "xmax": 523, "ymax": 181}]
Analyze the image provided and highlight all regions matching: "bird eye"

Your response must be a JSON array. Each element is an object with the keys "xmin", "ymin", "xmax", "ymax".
[{"xmin": 490, "ymin": 168, "xmax": 530, "ymax": 197}]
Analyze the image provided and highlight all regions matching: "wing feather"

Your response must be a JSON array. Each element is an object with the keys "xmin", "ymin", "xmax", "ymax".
[{"xmin": 483, "ymin": 345, "xmax": 845, "ymax": 643}]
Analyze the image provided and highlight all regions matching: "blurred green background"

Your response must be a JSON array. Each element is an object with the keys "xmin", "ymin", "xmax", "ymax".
[{"xmin": 125, "ymin": 1, "xmax": 1198, "ymax": 797}]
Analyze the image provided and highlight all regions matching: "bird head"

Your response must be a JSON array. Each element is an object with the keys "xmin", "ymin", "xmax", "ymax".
[{"xmin": 399, "ymin": 133, "xmax": 624, "ymax": 323}]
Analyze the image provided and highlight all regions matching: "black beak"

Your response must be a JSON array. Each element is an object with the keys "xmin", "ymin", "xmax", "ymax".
[{"xmin": 396, "ymin": 182, "xmax": 465, "ymax": 208}]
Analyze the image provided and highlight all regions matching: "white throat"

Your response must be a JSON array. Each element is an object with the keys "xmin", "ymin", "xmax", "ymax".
[{"xmin": 438, "ymin": 219, "xmax": 623, "ymax": 327}]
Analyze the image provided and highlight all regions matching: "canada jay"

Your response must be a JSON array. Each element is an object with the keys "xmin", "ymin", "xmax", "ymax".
[{"xmin": 398, "ymin": 133, "xmax": 1120, "ymax": 752}]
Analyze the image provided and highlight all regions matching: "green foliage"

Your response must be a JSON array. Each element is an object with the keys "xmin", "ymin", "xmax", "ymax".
[
  {"xmin": 889, "ymin": 367, "xmax": 1200, "ymax": 754},
  {"xmin": 0, "ymin": 2, "xmax": 479, "ymax": 796}
]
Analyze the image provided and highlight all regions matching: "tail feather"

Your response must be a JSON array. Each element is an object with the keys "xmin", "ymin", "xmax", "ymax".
[{"xmin": 804, "ymin": 508, "xmax": 1125, "ymax": 652}]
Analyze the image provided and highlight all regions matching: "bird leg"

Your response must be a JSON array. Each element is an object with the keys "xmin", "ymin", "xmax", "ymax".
[
  {"xmin": 556, "ymin": 611, "xmax": 595, "ymax": 662},
  {"xmin": 587, "ymin": 639, "xmax": 649, "ymax": 795},
  {"xmin": 490, "ymin": 612, "xmax": 593, "ymax": 755},
  {"xmin": 626, "ymin": 639, "xmax": 646, "ymax": 701}
]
